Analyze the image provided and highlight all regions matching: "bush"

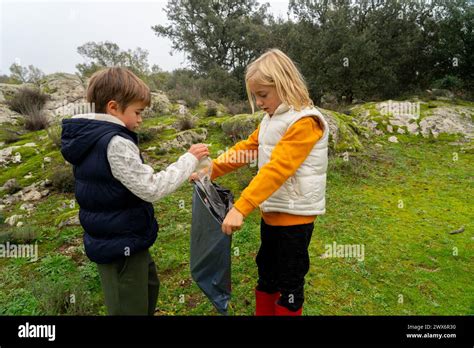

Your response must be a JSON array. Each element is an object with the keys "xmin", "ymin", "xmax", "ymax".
[
  {"xmin": 137, "ymin": 127, "xmax": 161, "ymax": 143},
  {"xmin": 50, "ymin": 165, "xmax": 75, "ymax": 193},
  {"xmin": 221, "ymin": 113, "xmax": 263, "ymax": 141},
  {"xmin": 23, "ymin": 110, "xmax": 50, "ymax": 131},
  {"xmin": 206, "ymin": 105, "xmax": 218, "ymax": 117},
  {"xmin": 10, "ymin": 225, "xmax": 38, "ymax": 243},
  {"xmin": 432, "ymin": 75, "xmax": 464, "ymax": 91},
  {"xmin": 6, "ymin": 88, "xmax": 50, "ymax": 131},
  {"xmin": 174, "ymin": 114, "xmax": 197, "ymax": 131},
  {"xmin": 46, "ymin": 122, "xmax": 62, "ymax": 148},
  {"xmin": 6, "ymin": 87, "xmax": 49, "ymax": 115},
  {"xmin": 225, "ymin": 100, "xmax": 251, "ymax": 115}
]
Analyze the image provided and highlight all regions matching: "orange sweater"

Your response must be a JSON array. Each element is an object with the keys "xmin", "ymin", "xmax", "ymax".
[{"xmin": 211, "ymin": 116, "xmax": 323, "ymax": 226}]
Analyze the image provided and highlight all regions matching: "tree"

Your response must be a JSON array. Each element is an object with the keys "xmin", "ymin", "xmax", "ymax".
[
  {"xmin": 9, "ymin": 63, "xmax": 45, "ymax": 85},
  {"xmin": 76, "ymin": 41, "xmax": 150, "ymax": 78},
  {"xmin": 152, "ymin": 0, "xmax": 274, "ymax": 76}
]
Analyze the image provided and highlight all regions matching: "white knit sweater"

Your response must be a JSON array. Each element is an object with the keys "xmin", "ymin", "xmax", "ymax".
[{"xmin": 71, "ymin": 113, "xmax": 198, "ymax": 203}]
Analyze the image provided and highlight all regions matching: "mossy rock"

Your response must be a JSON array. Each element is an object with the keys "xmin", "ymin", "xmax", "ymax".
[
  {"xmin": 319, "ymin": 109, "xmax": 364, "ymax": 153},
  {"xmin": 221, "ymin": 113, "xmax": 263, "ymax": 141}
]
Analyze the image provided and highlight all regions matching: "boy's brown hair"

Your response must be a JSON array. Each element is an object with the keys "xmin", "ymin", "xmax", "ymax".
[{"xmin": 86, "ymin": 67, "xmax": 151, "ymax": 114}]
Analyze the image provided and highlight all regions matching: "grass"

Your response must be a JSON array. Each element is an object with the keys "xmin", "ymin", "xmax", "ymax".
[{"xmin": 0, "ymin": 112, "xmax": 472, "ymax": 316}]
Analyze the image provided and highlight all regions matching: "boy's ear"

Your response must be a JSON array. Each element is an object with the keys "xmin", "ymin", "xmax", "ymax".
[{"xmin": 105, "ymin": 100, "xmax": 120, "ymax": 116}]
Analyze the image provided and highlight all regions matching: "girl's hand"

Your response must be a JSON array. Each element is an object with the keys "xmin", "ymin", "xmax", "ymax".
[
  {"xmin": 188, "ymin": 172, "xmax": 199, "ymax": 182},
  {"xmin": 221, "ymin": 207, "xmax": 244, "ymax": 235}
]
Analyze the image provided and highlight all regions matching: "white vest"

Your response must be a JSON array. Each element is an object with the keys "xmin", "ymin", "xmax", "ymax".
[{"xmin": 257, "ymin": 104, "xmax": 329, "ymax": 215}]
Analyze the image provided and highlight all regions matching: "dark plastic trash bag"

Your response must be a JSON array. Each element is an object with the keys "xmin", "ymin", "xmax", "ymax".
[{"xmin": 190, "ymin": 177, "xmax": 233, "ymax": 315}]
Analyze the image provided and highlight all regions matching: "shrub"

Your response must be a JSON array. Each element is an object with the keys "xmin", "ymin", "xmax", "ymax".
[
  {"xmin": 6, "ymin": 88, "xmax": 50, "ymax": 131},
  {"xmin": 432, "ymin": 75, "xmax": 463, "ymax": 91},
  {"xmin": 10, "ymin": 225, "xmax": 38, "ymax": 243},
  {"xmin": 221, "ymin": 113, "xmax": 263, "ymax": 141},
  {"xmin": 23, "ymin": 109, "xmax": 50, "ymax": 131},
  {"xmin": 6, "ymin": 88, "xmax": 49, "ymax": 115},
  {"xmin": 50, "ymin": 165, "xmax": 75, "ymax": 193},
  {"xmin": 137, "ymin": 126, "xmax": 163, "ymax": 143},
  {"xmin": 225, "ymin": 100, "xmax": 251, "ymax": 115},
  {"xmin": 46, "ymin": 122, "xmax": 62, "ymax": 148},
  {"xmin": 206, "ymin": 105, "xmax": 218, "ymax": 117},
  {"xmin": 174, "ymin": 114, "xmax": 197, "ymax": 131}
]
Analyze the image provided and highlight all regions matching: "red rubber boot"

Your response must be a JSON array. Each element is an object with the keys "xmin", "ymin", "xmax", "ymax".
[
  {"xmin": 255, "ymin": 289, "xmax": 280, "ymax": 316},
  {"xmin": 275, "ymin": 302, "xmax": 303, "ymax": 316}
]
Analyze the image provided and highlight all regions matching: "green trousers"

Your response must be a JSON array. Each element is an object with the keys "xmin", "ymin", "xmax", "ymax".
[{"xmin": 96, "ymin": 249, "xmax": 160, "ymax": 315}]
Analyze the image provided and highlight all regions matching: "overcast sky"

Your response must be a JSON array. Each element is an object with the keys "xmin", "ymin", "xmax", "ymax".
[{"xmin": 0, "ymin": 0, "xmax": 290, "ymax": 75}]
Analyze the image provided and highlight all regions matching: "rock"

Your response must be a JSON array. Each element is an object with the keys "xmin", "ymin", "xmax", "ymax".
[
  {"xmin": 2, "ymin": 178, "xmax": 20, "ymax": 194},
  {"xmin": 16, "ymin": 222, "xmax": 24, "ymax": 227},
  {"xmin": 177, "ymin": 104, "xmax": 188, "ymax": 116},
  {"xmin": 407, "ymin": 123, "xmax": 419, "ymax": 135},
  {"xmin": 0, "ymin": 205, "xmax": 5, "ymax": 210},
  {"xmin": 202, "ymin": 100, "xmax": 228, "ymax": 117},
  {"xmin": 388, "ymin": 136, "xmax": 399, "ymax": 143},
  {"xmin": 2, "ymin": 194, "xmax": 20, "ymax": 206},
  {"xmin": 321, "ymin": 93, "xmax": 338, "ymax": 107},
  {"xmin": 0, "ymin": 104, "xmax": 22, "ymax": 125},
  {"xmin": 351, "ymin": 99, "xmax": 474, "ymax": 140},
  {"xmin": 145, "ymin": 146, "xmax": 157, "ymax": 152},
  {"xmin": 40, "ymin": 179, "xmax": 52, "ymax": 187},
  {"xmin": 419, "ymin": 107, "xmax": 474, "ymax": 139},
  {"xmin": 12, "ymin": 152, "xmax": 22, "ymax": 164},
  {"xmin": 23, "ymin": 172, "xmax": 33, "ymax": 179},
  {"xmin": 318, "ymin": 109, "xmax": 364, "ymax": 152},
  {"xmin": 375, "ymin": 143, "xmax": 383, "ymax": 148},
  {"xmin": 161, "ymin": 128, "xmax": 208, "ymax": 151},
  {"xmin": 43, "ymin": 157, "xmax": 52, "ymax": 163},
  {"xmin": 430, "ymin": 88, "xmax": 455, "ymax": 100},
  {"xmin": 5, "ymin": 214, "xmax": 23, "ymax": 226},
  {"xmin": 40, "ymin": 73, "xmax": 87, "ymax": 118},
  {"xmin": 21, "ymin": 189, "xmax": 42, "ymax": 202},
  {"xmin": 142, "ymin": 91, "xmax": 171, "ymax": 117},
  {"xmin": 0, "ymin": 143, "xmax": 37, "ymax": 166},
  {"xmin": 40, "ymin": 189, "xmax": 50, "ymax": 197},
  {"xmin": 20, "ymin": 203, "xmax": 35, "ymax": 213},
  {"xmin": 58, "ymin": 214, "xmax": 80, "ymax": 228},
  {"xmin": 0, "ymin": 83, "xmax": 34, "ymax": 101}
]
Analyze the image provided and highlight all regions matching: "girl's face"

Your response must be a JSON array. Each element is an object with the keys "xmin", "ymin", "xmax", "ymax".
[{"xmin": 248, "ymin": 79, "xmax": 282, "ymax": 116}]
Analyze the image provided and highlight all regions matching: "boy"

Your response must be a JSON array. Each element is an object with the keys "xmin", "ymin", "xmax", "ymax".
[{"xmin": 61, "ymin": 67, "xmax": 209, "ymax": 315}]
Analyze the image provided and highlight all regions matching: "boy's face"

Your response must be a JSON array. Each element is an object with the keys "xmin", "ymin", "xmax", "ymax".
[
  {"xmin": 248, "ymin": 79, "xmax": 282, "ymax": 116},
  {"xmin": 107, "ymin": 100, "xmax": 147, "ymax": 131}
]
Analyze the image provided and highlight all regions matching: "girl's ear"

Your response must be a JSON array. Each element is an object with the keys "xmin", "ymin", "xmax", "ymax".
[{"xmin": 105, "ymin": 100, "xmax": 119, "ymax": 116}]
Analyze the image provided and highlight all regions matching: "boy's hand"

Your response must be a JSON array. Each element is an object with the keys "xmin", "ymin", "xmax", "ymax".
[
  {"xmin": 188, "ymin": 143, "xmax": 209, "ymax": 160},
  {"xmin": 221, "ymin": 207, "xmax": 244, "ymax": 235}
]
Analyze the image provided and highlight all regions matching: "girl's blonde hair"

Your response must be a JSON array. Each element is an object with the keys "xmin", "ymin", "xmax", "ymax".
[{"xmin": 245, "ymin": 49, "xmax": 313, "ymax": 114}]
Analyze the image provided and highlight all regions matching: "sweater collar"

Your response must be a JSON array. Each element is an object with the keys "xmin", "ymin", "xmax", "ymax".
[{"xmin": 71, "ymin": 113, "xmax": 126, "ymax": 127}]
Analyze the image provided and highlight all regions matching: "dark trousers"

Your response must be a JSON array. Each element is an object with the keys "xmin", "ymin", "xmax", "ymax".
[
  {"xmin": 97, "ymin": 249, "xmax": 160, "ymax": 315},
  {"xmin": 256, "ymin": 218, "xmax": 314, "ymax": 311}
]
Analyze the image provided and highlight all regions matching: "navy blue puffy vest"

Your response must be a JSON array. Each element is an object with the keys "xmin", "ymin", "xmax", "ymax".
[{"xmin": 61, "ymin": 118, "xmax": 158, "ymax": 264}]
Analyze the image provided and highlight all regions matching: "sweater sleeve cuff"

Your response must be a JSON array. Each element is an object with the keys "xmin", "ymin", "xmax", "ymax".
[{"xmin": 234, "ymin": 195, "xmax": 257, "ymax": 217}]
